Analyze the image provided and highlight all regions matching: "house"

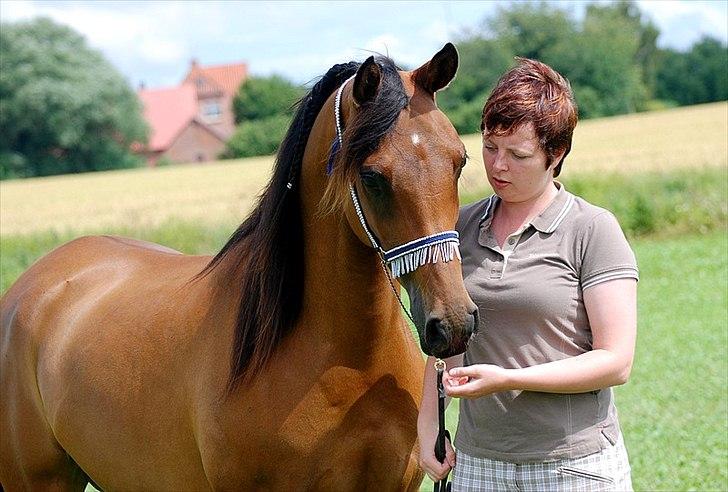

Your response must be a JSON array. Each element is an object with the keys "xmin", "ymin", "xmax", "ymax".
[{"xmin": 137, "ymin": 60, "xmax": 248, "ymax": 166}]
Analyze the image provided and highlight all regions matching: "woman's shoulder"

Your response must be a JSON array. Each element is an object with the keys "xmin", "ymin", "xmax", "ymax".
[
  {"xmin": 566, "ymin": 192, "xmax": 623, "ymax": 233},
  {"xmin": 457, "ymin": 196, "xmax": 495, "ymax": 233},
  {"xmin": 564, "ymin": 193, "xmax": 635, "ymax": 262}
]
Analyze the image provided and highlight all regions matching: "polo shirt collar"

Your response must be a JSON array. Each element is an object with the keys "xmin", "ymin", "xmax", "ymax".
[
  {"xmin": 478, "ymin": 182, "xmax": 575, "ymax": 236},
  {"xmin": 530, "ymin": 182, "xmax": 574, "ymax": 233}
]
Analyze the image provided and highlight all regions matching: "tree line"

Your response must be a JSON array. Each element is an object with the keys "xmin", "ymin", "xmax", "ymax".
[
  {"xmin": 227, "ymin": 0, "xmax": 727, "ymax": 158},
  {"xmin": 1, "ymin": 1, "xmax": 726, "ymax": 178}
]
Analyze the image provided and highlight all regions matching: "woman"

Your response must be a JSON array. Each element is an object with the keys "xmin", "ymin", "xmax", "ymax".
[{"xmin": 418, "ymin": 58, "xmax": 638, "ymax": 491}]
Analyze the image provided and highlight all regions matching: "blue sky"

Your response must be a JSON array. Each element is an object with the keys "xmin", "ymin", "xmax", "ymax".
[{"xmin": 2, "ymin": 1, "xmax": 727, "ymax": 89}]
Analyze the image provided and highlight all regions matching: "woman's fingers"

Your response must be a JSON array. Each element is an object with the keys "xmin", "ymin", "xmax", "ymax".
[
  {"xmin": 445, "ymin": 438, "xmax": 457, "ymax": 467},
  {"xmin": 422, "ymin": 455, "xmax": 452, "ymax": 482}
]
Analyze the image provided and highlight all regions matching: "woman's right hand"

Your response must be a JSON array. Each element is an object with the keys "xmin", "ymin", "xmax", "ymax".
[{"xmin": 418, "ymin": 426, "xmax": 456, "ymax": 482}]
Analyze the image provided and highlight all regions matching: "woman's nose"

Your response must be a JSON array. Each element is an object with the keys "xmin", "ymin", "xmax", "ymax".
[{"xmin": 492, "ymin": 152, "xmax": 508, "ymax": 171}]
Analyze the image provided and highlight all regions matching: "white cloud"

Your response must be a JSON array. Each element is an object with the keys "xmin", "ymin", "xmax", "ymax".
[
  {"xmin": 637, "ymin": 0, "xmax": 727, "ymax": 49},
  {"xmin": 3, "ymin": 0, "xmax": 725, "ymax": 89}
]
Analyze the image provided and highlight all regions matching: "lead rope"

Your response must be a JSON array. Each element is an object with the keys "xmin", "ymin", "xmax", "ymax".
[{"xmin": 434, "ymin": 358, "xmax": 452, "ymax": 492}]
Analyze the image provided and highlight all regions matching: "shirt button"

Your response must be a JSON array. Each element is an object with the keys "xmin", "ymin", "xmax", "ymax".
[{"xmin": 508, "ymin": 238, "xmax": 516, "ymax": 245}]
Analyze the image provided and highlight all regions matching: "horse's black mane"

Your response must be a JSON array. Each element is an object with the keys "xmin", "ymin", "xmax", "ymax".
[{"xmin": 199, "ymin": 56, "xmax": 408, "ymax": 390}]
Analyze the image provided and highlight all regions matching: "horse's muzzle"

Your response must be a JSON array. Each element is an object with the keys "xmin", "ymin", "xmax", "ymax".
[{"xmin": 423, "ymin": 307, "xmax": 479, "ymax": 358}]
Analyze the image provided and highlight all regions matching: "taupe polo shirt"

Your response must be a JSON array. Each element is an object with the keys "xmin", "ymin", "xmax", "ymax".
[{"xmin": 455, "ymin": 183, "xmax": 639, "ymax": 463}]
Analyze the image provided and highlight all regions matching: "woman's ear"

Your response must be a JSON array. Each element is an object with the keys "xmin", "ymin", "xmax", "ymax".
[{"xmin": 549, "ymin": 149, "xmax": 566, "ymax": 174}]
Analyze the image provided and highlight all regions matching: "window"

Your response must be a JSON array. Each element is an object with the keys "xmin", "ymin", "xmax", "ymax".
[{"xmin": 202, "ymin": 100, "xmax": 222, "ymax": 122}]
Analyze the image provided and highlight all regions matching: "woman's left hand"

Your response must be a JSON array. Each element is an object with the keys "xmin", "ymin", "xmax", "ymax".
[{"xmin": 443, "ymin": 364, "xmax": 510, "ymax": 398}]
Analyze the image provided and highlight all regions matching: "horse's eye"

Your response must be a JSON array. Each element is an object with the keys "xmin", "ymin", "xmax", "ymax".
[
  {"xmin": 359, "ymin": 170, "xmax": 388, "ymax": 196},
  {"xmin": 456, "ymin": 154, "xmax": 468, "ymax": 178}
]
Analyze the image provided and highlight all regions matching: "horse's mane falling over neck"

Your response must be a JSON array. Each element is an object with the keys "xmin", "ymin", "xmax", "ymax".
[{"xmin": 199, "ymin": 57, "xmax": 408, "ymax": 391}]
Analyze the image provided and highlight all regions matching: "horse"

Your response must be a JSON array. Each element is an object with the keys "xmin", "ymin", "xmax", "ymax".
[{"xmin": 0, "ymin": 43, "xmax": 477, "ymax": 491}]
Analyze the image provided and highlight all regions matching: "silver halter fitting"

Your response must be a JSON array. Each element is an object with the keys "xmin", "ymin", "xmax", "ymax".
[{"xmin": 333, "ymin": 76, "xmax": 461, "ymax": 278}]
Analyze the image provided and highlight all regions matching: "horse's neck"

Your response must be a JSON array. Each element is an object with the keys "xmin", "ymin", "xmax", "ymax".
[{"xmin": 298, "ymin": 208, "xmax": 413, "ymax": 364}]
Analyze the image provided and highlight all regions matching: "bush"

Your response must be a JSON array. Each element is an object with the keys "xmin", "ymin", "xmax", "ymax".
[
  {"xmin": 221, "ymin": 114, "xmax": 291, "ymax": 158},
  {"xmin": 461, "ymin": 166, "xmax": 727, "ymax": 240},
  {"xmin": 233, "ymin": 75, "xmax": 303, "ymax": 123},
  {"xmin": 443, "ymin": 97, "xmax": 487, "ymax": 135}
]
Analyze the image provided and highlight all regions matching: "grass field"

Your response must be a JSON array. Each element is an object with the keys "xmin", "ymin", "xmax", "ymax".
[
  {"xmin": 418, "ymin": 231, "xmax": 728, "ymax": 491},
  {"xmin": 2, "ymin": 102, "xmax": 727, "ymax": 490},
  {"xmin": 1, "ymin": 102, "xmax": 726, "ymax": 237}
]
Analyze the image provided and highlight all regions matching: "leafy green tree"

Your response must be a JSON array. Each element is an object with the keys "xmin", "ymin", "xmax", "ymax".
[
  {"xmin": 439, "ymin": 37, "xmax": 513, "ymax": 134},
  {"xmin": 222, "ymin": 114, "xmax": 290, "ymax": 158},
  {"xmin": 549, "ymin": 2, "xmax": 649, "ymax": 117},
  {"xmin": 656, "ymin": 37, "xmax": 728, "ymax": 106},
  {"xmin": 233, "ymin": 75, "xmax": 303, "ymax": 123},
  {"xmin": 0, "ymin": 18, "xmax": 148, "ymax": 179},
  {"xmin": 485, "ymin": 1, "xmax": 575, "ymax": 62}
]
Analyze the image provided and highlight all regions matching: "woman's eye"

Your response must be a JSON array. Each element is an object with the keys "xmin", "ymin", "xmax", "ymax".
[{"xmin": 513, "ymin": 154, "xmax": 527, "ymax": 160}]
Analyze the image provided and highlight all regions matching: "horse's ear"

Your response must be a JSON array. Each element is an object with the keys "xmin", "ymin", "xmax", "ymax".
[
  {"xmin": 412, "ymin": 42, "xmax": 459, "ymax": 94},
  {"xmin": 353, "ymin": 56, "xmax": 381, "ymax": 106}
]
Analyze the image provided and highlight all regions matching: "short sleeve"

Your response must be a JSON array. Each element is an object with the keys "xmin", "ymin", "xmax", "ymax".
[{"xmin": 579, "ymin": 211, "xmax": 639, "ymax": 290}]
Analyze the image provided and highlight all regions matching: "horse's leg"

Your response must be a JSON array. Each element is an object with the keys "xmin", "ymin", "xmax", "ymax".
[
  {"xmin": 1, "ymin": 321, "xmax": 89, "ymax": 492},
  {"xmin": 1, "ymin": 388, "xmax": 89, "ymax": 492}
]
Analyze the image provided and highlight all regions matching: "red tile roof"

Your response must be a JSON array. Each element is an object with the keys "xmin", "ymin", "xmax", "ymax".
[
  {"xmin": 138, "ymin": 84, "xmax": 199, "ymax": 152},
  {"xmin": 183, "ymin": 61, "xmax": 248, "ymax": 97}
]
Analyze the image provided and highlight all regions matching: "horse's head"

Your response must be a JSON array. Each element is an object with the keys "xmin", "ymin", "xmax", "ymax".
[{"xmin": 324, "ymin": 44, "xmax": 478, "ymax": 358}]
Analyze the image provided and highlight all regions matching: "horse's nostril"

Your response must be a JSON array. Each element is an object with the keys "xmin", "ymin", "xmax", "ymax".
[
  {"xmin": 470, "ymin": 308, "xmax": 480, "ymax": 335},
  {"xmin": 425, "ymin": 317, "xmax": 450, "ymax": 354}
]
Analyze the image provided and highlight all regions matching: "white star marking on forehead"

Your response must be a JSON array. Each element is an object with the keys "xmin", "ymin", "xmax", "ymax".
[{"xmin": 411, "ymin": 133, "xmax": 421, "ymax": 146}]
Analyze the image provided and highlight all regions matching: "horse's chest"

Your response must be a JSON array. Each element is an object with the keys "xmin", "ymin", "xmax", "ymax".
[{"xmin": 202, "ymin": 368, "xmax": 421, "ymax": 489}]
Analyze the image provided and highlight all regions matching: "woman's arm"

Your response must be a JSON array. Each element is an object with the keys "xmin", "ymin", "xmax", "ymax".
[
  {"xmin": 417, "ymin": 354, "xmax": 462, "ymax": 480},
  {"xmin": 444, "ymin": 278, "xmax": 637, "ymax": 397}
]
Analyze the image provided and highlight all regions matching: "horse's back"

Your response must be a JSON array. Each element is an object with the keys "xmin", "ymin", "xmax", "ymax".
[{"xmin": 0, "ymin": 235, "xmax": 211, "ymax": 490}]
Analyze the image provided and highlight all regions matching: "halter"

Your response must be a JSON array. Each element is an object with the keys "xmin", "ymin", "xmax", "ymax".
[{"xmin": 331, "ymin": 76, "xmax": 461, "ymax": 279}]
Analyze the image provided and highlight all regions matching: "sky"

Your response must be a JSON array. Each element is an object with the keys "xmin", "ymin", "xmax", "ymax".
[{"xmin": 2, "ymin": 0, "xmax": 727, "ymax": 90}]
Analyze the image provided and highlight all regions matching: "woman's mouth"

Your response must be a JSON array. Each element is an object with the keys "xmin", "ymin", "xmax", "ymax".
[{"xmin": 491, "ymin": 177, "xmax": 510, "ymax": 189}]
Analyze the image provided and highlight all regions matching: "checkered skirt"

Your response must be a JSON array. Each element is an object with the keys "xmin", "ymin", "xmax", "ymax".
[{"xmin": 452, "ymin": 433, "xmax": 632, "ymax": 491}]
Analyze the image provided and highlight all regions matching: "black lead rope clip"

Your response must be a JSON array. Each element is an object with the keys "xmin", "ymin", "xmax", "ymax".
[{"xmin": 434, "ymin": 359, "xmax": 452, "ymax": 492}]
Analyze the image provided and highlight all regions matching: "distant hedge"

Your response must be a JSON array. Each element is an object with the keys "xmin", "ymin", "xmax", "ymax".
[
  {"xmin": 461, "ymin": 166, "xmax": 728, "ymax": 240},
  {"xmin": 221, "ymin": 114, "xmax": 291, "ymax": 158}
]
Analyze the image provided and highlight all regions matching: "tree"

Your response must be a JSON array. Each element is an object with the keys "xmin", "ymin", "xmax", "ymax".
[
  {"xmin": 438, "ymin": 37, "xmax": 513, "ymax": 134},
  {"xmin": 0, "ymin": 18, "xmax": 148, "ymax": 179},
  {"xmin": 233, "ymin": 75, "xmax": 303, "ymax": 123},
  {"xmin": 656, "ymin": 37, "xmax": 728, "ymax": 106},
  {"xmin": 485, "ymin": 1, "xmax": 576, "ymax": 63},
  {"xmin": 548, "ymin": 2, "xmax": 649, "ymax": 117},
  {"xmin": 222, "ymin": 114, "xmax": 290, "ymax": 158}
]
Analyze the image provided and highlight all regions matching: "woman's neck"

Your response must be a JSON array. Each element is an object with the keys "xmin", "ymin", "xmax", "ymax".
[{"xmin": 495, "ymin": 181, "xmax": 559, "ymax": 236}]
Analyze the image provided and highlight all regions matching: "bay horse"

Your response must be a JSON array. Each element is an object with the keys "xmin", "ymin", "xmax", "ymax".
[{"xmin": 0, "ymin": 44, "xmax": 477, "ymax": 491}]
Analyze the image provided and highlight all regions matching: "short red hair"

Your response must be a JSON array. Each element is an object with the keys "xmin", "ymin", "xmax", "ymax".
[{"xmin": 482, "ymin": 58, "xmax": 578, "ymax": 177}]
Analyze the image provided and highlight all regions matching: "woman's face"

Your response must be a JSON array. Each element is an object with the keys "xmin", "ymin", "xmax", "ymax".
[{"xmin": 482, "ymin": 122, "xmax": 561, "ymax": 205}]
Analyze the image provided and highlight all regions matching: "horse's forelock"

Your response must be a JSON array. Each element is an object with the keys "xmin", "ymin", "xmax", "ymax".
[{"xmin": 319, "ymin": 56, "xmax": 409, "ymax": 216}]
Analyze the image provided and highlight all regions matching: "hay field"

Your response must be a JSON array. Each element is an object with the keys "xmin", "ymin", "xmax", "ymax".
[
  {"xmin": 460, "ymin": 100, "xmax": 728, "ymax": 194},
  {"xmin": 1, "ymin": 102, "xmax": 725, "ymax": 237}
]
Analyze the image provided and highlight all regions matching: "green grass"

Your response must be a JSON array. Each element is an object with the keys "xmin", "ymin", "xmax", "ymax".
[
  {"xmin": 2, "ymin": 178, "xmax": 726, "ymax": 490},
  {"xmin": 461, "ymin": 166, "xmax": 728, "ymax": 240},
  {"xmin": 621, "ymin": 230, "xmax": 727, "ymax": 490},
  {"xmin": 419, "ymin": 230, "xmax": 728, "ymax": 491}
]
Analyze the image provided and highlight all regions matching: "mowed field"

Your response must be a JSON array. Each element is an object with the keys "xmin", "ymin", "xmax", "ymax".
[
  {"xmin": 1, "ymin": 102, "xmax": 727, "ymax": 491},
  {"xmin": 1, "ymin": 102, "xmax": 726, "ymax": 237}
]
